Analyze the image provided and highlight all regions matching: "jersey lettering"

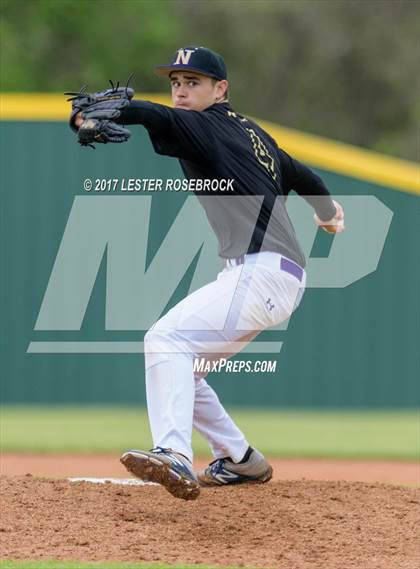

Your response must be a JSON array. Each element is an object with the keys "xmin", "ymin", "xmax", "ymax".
[
  {"xmin": 245, "ymin": 127, "xmax": 277, "ymax": 181},
  {"xmin": 227, "ymin": 111, "xmax": 277, "ymax": 181}
]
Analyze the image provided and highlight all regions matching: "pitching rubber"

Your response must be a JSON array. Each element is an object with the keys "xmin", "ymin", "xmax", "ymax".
[{"xmin": 120, "ymin": 451, "xmax": 201, "ymax": 501}]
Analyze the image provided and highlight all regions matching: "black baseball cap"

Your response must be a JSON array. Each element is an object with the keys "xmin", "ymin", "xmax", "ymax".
[{"xmin": 154, "ymin": 46, "xmax": 227, "ymax": 80}]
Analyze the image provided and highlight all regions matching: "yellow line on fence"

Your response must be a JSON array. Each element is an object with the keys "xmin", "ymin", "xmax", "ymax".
[
  {"xmin": 0, "ymin": 92, "xmax": 173, "ymax": 120},
  {"xmin": 257, "ymin": 118, "xmax": 419, "ymax": 196},
  {"xmin": 1, "ymin": 92, "xmax": 419, "ymax": 195}
]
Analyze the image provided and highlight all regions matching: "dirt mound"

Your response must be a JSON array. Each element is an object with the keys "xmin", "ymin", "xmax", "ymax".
[
  {"xmin": 3, "ymin": 453, "xmax": 420, "ymax": 485},
  {"xmin": 1, "ymin": 475, "xmax": 419, "ymax": 569}
]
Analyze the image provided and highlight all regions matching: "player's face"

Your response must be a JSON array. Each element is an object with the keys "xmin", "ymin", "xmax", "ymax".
[{"xmin": 170, "ymin": 72, "xmax": 228, "ymax": 111}]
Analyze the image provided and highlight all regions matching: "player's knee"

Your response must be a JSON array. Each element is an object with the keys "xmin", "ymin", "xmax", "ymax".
[
  {"xmin": 144, "ymin": 327, "xmax": 186, "ymax": 356},
  {"xmin": 144, "ymin": 328, "xmax": 172, "ymax": 369},
  {"xmin": 144, "ymin": 327, "xmax": 172, "ymax": 352},
  {"xmin": 144, "ymin": 327, "xmax": 195, "ymax": 368}
]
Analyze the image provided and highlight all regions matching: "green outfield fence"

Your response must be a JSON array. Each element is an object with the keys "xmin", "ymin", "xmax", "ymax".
[{"xmin": 1, "ymin": 95, "xmax": 419, "ymax": 407}]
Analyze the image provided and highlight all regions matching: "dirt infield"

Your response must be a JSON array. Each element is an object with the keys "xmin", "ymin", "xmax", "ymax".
[
  {"xmin": 1, "ymin": 474, "xmax": 419, "ymax": 569},
  {"xmin": 2, "ymin": 453, "xmax": 420, "ymax": 485},
  {"xmin": 1, "ymin": 455, "xmax": 419, "ymax": 568}
]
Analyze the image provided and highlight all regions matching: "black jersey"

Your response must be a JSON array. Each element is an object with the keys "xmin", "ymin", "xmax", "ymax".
[{"xmin": 119, "ymin": 101, "xmax": 336, "ymax": 267}]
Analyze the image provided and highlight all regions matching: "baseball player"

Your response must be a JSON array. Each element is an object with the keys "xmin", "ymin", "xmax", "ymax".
[{"xmin": 71, "ymin": 46, "xmax": 345, "ymax": 501}]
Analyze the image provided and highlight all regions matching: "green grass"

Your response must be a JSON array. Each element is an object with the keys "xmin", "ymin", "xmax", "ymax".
[
  {"xmin": 0, "ymin": 562, "xmax": 250, "ymax": 569},
  {"xmin": 1, "ymin": 406, "xmax": 419, "ymax": 460}
]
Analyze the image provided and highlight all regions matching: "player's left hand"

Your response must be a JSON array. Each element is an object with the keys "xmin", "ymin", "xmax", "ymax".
[{"xmin": 314, "ymin": 199, "xmax": 345, "ymax": 234}]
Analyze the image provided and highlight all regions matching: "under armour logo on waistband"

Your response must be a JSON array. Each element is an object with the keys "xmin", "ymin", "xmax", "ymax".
[{"xmin": 266, "ymin": 298, "xmax": 275, "ymax": 311}]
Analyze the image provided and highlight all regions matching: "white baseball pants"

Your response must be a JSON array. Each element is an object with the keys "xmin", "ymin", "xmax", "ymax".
[{"xmin": 144, "ymin": 252, "xmax": 306, "ymax": 463}]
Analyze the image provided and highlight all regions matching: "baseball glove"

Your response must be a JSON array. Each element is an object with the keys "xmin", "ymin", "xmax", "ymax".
[{"xmin": 65, "ymin": 78, "xmax": 134, "ymax": 148}]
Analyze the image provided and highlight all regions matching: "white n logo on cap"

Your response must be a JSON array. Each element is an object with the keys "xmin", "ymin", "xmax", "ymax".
[{"xmin": 175, "ymin": 49, "xmax": 195, "ymax": 65}]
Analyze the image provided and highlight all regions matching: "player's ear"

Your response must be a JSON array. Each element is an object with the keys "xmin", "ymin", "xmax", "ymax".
[{"xmin": 216, "ymin": 79, "xmax": 228, "ymax": 100}]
